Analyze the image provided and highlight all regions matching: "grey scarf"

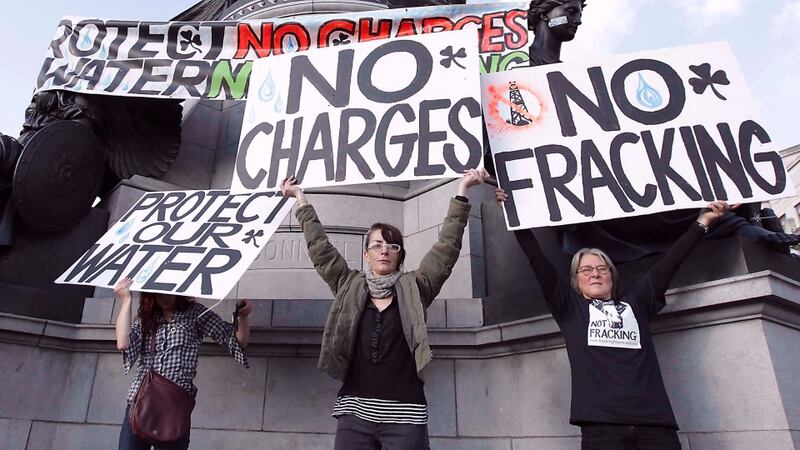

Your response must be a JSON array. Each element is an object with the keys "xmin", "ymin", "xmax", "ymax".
[{"xmin": 366, "ymin": 270, "xmax": 402, "ymax": 299}]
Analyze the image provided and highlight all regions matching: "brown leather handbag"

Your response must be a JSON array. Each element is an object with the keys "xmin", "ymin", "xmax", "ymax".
[{"xmin": 129, "ymin": 332, "xmax": 195, "ymax": 446}]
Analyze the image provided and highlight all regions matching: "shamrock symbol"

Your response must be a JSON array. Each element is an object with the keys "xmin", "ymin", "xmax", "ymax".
[
  {"xmin": 179, "ymin": 30, "xmax": 203, "ymax": 53},
  {"xmin": 688, "ymin": 63, "xmax": 730, "ymax": 101},
  {"xmin": 439, "ymin": 46, "xmax": 467, "ymax": 69},
  {"xmin": 332, "ymin": 32, "xmax": 351, "ymax": 46},
  {"xmin": 242, "ymin": 229, "xmax": 265, "ymax": 248}
]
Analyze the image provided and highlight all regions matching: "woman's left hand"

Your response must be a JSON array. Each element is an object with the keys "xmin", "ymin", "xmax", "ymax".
[
  {"xmin": 698, "ymin": 201, "xmax": 733, "ymax": 227},
  {"xmin": 458, "ymin": 168, "xmax": 490, "ymax": 197}
]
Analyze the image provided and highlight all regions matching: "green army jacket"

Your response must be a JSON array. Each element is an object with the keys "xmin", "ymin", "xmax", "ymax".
[{"xmin": 295, "ymin": 198, "xmax": 471, "ymax": 381}]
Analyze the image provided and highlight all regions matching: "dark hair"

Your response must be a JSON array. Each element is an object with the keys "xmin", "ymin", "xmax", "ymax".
[
  {"xmin": 138, "ymin": 292, "xmax": 192, "ymax": 337},
  {"xmin": 365, "ymin": 223, "xmax": 406, "ymax": 267},
  {"xmin": 528, "ymin": 0, "xmax": 587, "ymax": 30}
]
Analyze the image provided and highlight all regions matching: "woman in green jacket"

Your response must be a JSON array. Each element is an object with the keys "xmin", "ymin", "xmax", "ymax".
[{"xmin": 281, "ymin": 169, "xmax": 488, "ymax": 450}]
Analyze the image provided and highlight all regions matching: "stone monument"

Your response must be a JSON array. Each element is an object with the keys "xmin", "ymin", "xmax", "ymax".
[{"xmin": 0, "ymin": 1, "xmax": 798, "ymax": 448}]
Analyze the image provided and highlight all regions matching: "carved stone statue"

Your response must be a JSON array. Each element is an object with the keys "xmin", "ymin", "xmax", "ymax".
[
  {"xmin": 525, "ymin": 0, "xmax": 800, "ymax": 263},
  {"xmin": 527, "ymin": 0, "xmax": 585, "ymax": 66},
  {"xmin": 0, "ymin": 90, "xmax": 182, "ymax": 241}
]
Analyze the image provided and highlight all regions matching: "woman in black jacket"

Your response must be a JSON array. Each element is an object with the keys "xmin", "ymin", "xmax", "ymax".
[{"xmin": 497, "ymin": 187, "xmax": 728, "ymax": 450}]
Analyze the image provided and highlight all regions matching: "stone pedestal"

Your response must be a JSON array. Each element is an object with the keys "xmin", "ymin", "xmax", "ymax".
[
  {"xmin": 1, "ymin": 271, "xmax": 799, "ymax": 449},
  {"xmin": 0, "ymin": 207, "xmax": 109, "ymax": 323}
]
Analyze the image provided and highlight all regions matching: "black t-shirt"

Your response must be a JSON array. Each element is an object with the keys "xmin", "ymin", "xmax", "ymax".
[
  {"xmin": 515, "ymin": 224, "xmax": 705, "ymax": 429},
  {"xmin": 338, "ymin": 297, "xmax": 426, "ymax": 404}
]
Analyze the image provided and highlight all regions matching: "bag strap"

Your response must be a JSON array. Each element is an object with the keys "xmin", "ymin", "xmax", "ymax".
[{"xmin": 148, "ymin": 323, "xmax": 157, "ymax": 369}]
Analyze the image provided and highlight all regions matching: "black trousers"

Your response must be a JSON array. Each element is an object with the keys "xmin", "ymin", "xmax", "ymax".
[
  {"xmin": 333, "ymin": 414, "xmax": 430, "ymax": 450},
  {"xmin": 581, "ymin": 423, "xmax": 681, "ymax": 450}
]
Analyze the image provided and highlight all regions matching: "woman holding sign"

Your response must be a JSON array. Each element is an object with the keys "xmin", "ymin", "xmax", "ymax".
[
  {"xmin": 114, "ymin": 280, "xmax": 251, "ymax": 450},
  {"xmin": 497, "ymin": 187, "xmax": 728, "ymax": 450},
  {"xmin": 282, "ymin": 169, "xmax": 488, "ymax": 450}
]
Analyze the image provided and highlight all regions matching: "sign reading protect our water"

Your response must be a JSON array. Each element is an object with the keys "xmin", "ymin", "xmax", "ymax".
[
  {"xmin": 231, "ymin": 29, "xmax": 483, "ymax": 193},
  {"xmin": 36, "ymin": 2, "xmax": 530, "ymax": 100},
  {"xmin": 482, "ymin": 42, "xmax": 795, "ymax": 230},
  {"xmin": 55, "ymin": 190, "xmax": 294, "ymax": 299}
]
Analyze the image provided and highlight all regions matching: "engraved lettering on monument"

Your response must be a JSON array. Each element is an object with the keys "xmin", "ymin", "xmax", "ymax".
[{"xmin": 251, "ymin": 232, "xmax": 363, "ymax": 269}]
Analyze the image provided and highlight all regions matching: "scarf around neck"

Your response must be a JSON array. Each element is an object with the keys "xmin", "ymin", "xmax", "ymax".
[{"xmin": 366, "ymin": 269, "xmax": 402, "ymax": 299}]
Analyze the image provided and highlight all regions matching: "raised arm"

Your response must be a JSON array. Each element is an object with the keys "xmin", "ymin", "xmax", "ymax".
[
  {"xmin": 497, "ymin": 188, "xmax": 570, "ymax": 320},
  {"xmin": 195, "ymin": 302, "xmax": 249, "ymax": 368},
  {"xmin": 649, "ymin": 201, "xmax": 730, "ymax": 295},
  {"xmin": 415, "ymin": 170, "xmax": 486, "ymax": 307},
  {"xmin": 282, "ymin": 176, "xmax": 358, "ymax": 296},
  {"xmin": 114, "ymin": 277, "xmax": 134, "ymax": 351},
  {"xmin": 114, "ymin": 277, "xmax": 144, "ymax": 374},
  {"xmin": 234, "ymin": 299, "xmax": 251, "ymax": 348}
]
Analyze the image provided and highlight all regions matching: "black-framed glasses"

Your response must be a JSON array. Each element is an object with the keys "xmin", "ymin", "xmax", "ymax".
[
  {"xmin": 367, "ymin": 243, "xmax": 402, "ymax": 253},
  {"xmin": 576, "ymin": 265, "xmax": 610, "ymax": 276}
]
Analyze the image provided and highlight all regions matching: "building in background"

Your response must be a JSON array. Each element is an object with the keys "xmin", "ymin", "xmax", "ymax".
[{"xmin": 770, "ymin": 144, "xmax": 800, "ymax": 233}]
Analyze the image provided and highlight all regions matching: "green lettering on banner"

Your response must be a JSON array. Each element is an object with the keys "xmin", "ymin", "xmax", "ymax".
[{"xmin": 207, "ymin": 60, "xmax": 253, "ymax": 99}]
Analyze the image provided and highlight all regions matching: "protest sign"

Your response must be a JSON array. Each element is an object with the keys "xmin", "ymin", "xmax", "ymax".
[
  {"xmin": 55, "ymin": 190, "xmax": 294, "ymax": 299},
  {"xmin": 36, "ymin": 2, "xmax": 529, "ymax": 100},
  {"xmin": 481, "ymin": 42, "xmax": 795, "ymax": 230},
  {"xmin": 231, "ymin": 29, "xmax": 483, "ymax": 192}
]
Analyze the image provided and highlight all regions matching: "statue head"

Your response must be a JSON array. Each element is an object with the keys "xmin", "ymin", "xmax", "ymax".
[{"xmin": 528, "ymin": 0, "xmax": 586, "ymax": 42}]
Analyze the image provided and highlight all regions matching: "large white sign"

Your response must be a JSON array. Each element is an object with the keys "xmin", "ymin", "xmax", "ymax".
[
  {"xmin": 482, "ymin": 42, "xmax": 795, "ymax": 229},
  {"xmin": 56, "ymin": 190, "xmax": 294, "ymax": 299},
  {"xmin": 231, "ymin": 29, "xmax": 484, "ymax": 193}
]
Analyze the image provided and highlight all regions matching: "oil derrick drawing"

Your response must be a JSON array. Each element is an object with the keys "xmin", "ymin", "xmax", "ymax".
[{"xmin": 506, "ymin": 81, "xmax": 530, "ymax": 126}]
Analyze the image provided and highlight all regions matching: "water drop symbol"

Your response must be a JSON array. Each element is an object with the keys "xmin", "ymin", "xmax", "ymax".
[
  {"xmin": 99, "ymin": 45, "xmax": 107, "ymax": 59},
  {"xmin": 636, "ymin": 73, "xmax": 662, "ymax": 109},
  {"xmin": 122, "ymin": 81, "xmax": 130, "ymax": 91},
  {"xmin": 283, "ymin": 36, "xmax": 297, "ymax": 54},
  {"xmin": 78, "ymin": 28, "xmax": 92, "ymax": 50},
  {"xmin": 247, "ymin": 105, "xmax": 256, "ymax": 124},
  {"xmin": 274, "ymin": 93, "xmax": 283, "ymax": 113},
  {"xmin": 258, "ymin": 70, "xmax": 276, "ymax": 102},
  {"xmin": 115, "ymin": 221, "xmax": 134, "ymax": 243},
  {"xmin": 135, "ymin": 258, "xmax": 161, "ymax": 283},
  {"xmin": 100, "ymin": 74, "xmax": 112, "ymax": 87}
]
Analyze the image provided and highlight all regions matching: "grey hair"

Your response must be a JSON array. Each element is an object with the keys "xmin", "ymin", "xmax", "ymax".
[
  {"xmin": 569, "ymin": 247, "xmax": 617, "ymax": 297},
  {"xmin": 528, "ymin": 0, "xmax": 587, "ymax": 30}
]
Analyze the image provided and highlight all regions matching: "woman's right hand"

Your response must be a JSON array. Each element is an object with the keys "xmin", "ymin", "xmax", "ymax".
[
  {"xmin": 114, "ymin": 277, "xmax": 133, "ymax": 303},
  {"xmin": 280, "ymin": 176, "xmax": 307, "ymax": 205},
  {"xmin": 496, "ymin": 187, "xmax": 508, "ymax": 204}
]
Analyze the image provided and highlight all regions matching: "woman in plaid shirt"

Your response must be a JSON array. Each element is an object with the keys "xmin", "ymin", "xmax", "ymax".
[{"xmin": 114, "ymin": 277, "xmax": 251, "ymax": 450}]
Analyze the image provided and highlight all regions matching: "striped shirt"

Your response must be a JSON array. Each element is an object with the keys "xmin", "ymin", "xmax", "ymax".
[{"xmin": 332, "ymin": 396, "xmax": 428, "ymax": 425}]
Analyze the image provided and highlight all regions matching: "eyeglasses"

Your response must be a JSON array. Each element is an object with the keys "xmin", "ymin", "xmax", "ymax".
[
  {"xmin": 576, "ymin": 265, "xmax": 610, "ymax": 276},
  {"xmin": 367, "ymin": 243, "xmax": 402, "ymax": 253}
]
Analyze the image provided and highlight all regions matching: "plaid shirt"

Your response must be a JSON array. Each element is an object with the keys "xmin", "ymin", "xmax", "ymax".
[{"xmin": 123, "ymin": 302, "xmax": 249, "ymax": 403}]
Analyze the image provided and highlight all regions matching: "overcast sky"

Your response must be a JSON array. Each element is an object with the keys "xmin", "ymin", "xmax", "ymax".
[{"xmin": 0, "ymin": 0, "xmax": 797, "ymax": 151}]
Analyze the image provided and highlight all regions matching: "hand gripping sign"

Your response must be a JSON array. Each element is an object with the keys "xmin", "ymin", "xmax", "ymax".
[
  {"xmin": 231, "ymin": 29, "xmax": 484, "ymax": 193},
  {"xmin": 481, "ymin": 42, "xmax": 795, "ymax": 230},
  {"xmin": 56, "ymin": 190, "xmax": 294, "ymax": 299}
]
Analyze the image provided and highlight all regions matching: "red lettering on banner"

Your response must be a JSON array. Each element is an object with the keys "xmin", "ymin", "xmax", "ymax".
[
  {"xmin": 480, "ymin": 12, "xmax": 505, "ymax": 53},
  {"xmin": 234, "ymin": 23, "xmax": 274, "ymax": 58},
  {"xmin": 273, "ymin": 22, "xmax": 311, "ymax": 55},
  {"xmin": 503, "ymin": 10, "xmax": 529, "ymax": 50},
  {"xmin": 396, "ymin": 18, "xmax": 419, "ymax": 37},
  {"xmin": 358, "ymin": 18, "xmax": 392, "ymax": 42},
  {"xmin": 421, "ymin": 17, "xmax": 454, "ymax": 33},
  {"xmin": 454, "ymin": 15, "xmax": 481, "ymax": 30},
  {"xmin": 317, "ymin": 19, "xmax": 357, "ymax": 48}
]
